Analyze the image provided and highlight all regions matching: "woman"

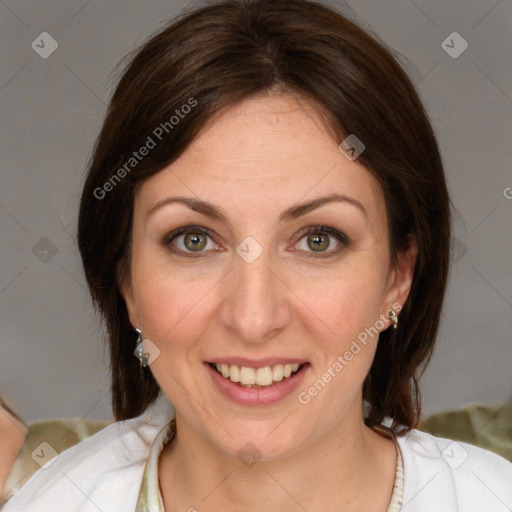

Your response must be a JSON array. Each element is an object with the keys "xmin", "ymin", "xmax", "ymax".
[{"xmin": 4, "ymin": 0, "xmax": 511, "ymax": 510}]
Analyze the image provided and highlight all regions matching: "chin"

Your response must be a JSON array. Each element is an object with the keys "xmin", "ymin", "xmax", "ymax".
[{"xmin": 206, "ymin": 417, "xmax": 310, "ymax": 463}]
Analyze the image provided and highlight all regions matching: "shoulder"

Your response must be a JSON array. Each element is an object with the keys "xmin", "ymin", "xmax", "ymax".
[
  {"xmin": 2, "ymin": 395, "xmax": 174, "ymax": 512},
  {"xmin": 397, "ymin": 428, "xmax": 512, "ymax": 511}
]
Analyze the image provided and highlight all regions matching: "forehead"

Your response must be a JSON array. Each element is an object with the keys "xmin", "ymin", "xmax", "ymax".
[
  {"xmin": 175, "ymin": 94, "xmax": 345, "ymax": 177},
  {"xmin": 135, "ymin": 94, "xmax": 386, "ymax": 228}
]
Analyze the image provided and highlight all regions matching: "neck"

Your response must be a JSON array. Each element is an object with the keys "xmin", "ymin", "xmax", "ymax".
[{"xmin": 158, "ymin": 403, "xmax": 397, "ymax": 512}]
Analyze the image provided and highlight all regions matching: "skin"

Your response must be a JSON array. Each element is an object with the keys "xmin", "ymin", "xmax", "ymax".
[
  {"xmin": 0, "ymin": 404, "xmax": 27, "ymax": 499},
  {"xmin": 121, "ymin": 93, "xmax": 418, "ymax": 511}
]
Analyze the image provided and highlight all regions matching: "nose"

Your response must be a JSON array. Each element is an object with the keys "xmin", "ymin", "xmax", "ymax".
[{"xmin": 219, "ymin": 245, "xmax": 291, "ymax": 344}]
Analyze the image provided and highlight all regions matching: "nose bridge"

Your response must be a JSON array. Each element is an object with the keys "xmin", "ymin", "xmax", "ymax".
[{"xmin": 220, "ymin": 239, "xmax": 289, "ymax": 342}]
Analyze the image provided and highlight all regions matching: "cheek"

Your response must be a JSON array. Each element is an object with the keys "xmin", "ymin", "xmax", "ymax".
[
  {"xmin": 293, "ymin": 266, "xmax": 386, "ymax": 345},
  {"xmin": 295, "ymin": 275, "xmax": 385, "ymax": 404},
  {"xmin": 131, "ymin": 253, "xmax": 218, "ymax": 345}
]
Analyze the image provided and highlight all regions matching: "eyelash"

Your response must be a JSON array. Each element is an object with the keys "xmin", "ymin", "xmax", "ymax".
[{"xmin": 161, "ymin": 224, "xmax": 349, "ymax": 260}]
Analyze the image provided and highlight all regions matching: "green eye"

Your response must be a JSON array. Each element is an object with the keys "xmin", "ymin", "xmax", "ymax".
[
  {"xmin": 162, "ymin": 224, "xmax": 349, "ymax": 260},
  {"xmin": 295, "ymin": 226, "xmax": 349, "ymax": 259},
  {"xmin": 183, "ymin": 232, "xmax": 208, "ymax": 251},
  {"xmin": 163, "ymin": 225, "xmax": 217, "ymax": 258},
  {"xmin": 306, "ymin": 233, "xmax": 330, "ymax": 251}
]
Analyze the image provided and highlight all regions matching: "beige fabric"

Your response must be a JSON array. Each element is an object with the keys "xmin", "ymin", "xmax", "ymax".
[
  {"xmin": 2, "ymin": 418, "xmax": 110, "ymax": 504},
  {"xmin": 372, "ymin": 424, "xmax": 404, "ymax": 512},
  {"xmin": 419, "ymin": 401, "xmax": 512, "ymax": 462},
  {"xmin": 388, "ymin": 434, "xmax": 404, "ymax": 511}
]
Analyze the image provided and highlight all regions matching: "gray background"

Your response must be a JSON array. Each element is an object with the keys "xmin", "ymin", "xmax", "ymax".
[{"xmin": 1, "ymin": 0, "xmax": 511, "ymax": 423}]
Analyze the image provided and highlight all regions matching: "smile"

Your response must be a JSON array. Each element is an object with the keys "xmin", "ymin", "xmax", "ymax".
[
  {"xmin": 205, "ymin": 359, "xmax": 310, "ymax": 405},
  {"xmin": 209, "ymin": 362, "xmax": 305, "ymax": 388}
]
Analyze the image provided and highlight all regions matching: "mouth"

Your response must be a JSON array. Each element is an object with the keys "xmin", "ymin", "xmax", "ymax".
[{"xmin": 207, "ymin": 361, "xmax": 308, "ymax": 388}]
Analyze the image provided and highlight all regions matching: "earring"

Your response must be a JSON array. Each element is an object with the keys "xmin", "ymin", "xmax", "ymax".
[
  {"xmin": 135, "ymin": 328, "xmax": 148, "ymax": 368},
  {"xmin": 390, "ymin": 310, "xmax": 398, "ymax": 330}
]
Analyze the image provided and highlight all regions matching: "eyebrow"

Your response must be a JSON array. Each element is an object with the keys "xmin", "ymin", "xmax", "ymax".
[{"xmin": 146, "ymin": 192, "xmax": 367, "ymax": 225}]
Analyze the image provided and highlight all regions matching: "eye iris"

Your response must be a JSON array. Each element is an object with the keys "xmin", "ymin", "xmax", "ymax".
[
  {"xmin": 185, "ymin": 233, "xmax": 207, "ymax": 251},
  {"xmin": 308, "ymin": 233, "xmax": 329, "ymax": 252}
]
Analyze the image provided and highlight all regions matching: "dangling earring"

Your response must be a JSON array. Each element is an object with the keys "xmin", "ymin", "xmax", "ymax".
[
  {"xmin": 390, "ymin": 310, "xmax": 398, "ymax": 330},
  {"xmin": 135, "ymin": 328, "xmax": 149, "ymax": 368}
]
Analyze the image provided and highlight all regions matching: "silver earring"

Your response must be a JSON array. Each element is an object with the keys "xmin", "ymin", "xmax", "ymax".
[
  {"xmin": 135, "ymin": 328, "xmax": 148, "ymax": 367},
  {"xmin": 390, "ymin": 310, "xmax": 398, "ymax": 330}
]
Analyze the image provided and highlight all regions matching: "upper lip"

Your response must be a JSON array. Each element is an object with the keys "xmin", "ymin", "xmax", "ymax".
[{"xmin": 206, "ymin": 357, "xmax": 309, "ymax": 368}]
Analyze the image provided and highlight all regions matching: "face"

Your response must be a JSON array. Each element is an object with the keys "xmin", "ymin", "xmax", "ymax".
[{"xmin": 121, "ymin": 93, "xmax": 416, "ymax": 460}]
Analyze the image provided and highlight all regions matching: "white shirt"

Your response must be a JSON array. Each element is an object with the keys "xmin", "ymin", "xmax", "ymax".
[{"xmin": 3, "ymin": 394, "xmax": 512, "ymax": 512}]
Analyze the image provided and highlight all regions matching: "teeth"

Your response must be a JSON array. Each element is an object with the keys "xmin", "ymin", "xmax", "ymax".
[
  {"xmin": 272, "ymin": 364, "xmax": 284, "ymax": 382},
  {"xmin": 240, "ymin": 366, "xmax": 256, "ymax": 385},
  {"xmin": 212, "ymin": 362, "xmax": 304, "ymax": 387},
  {"xmin": 255, "ymin": 367, "xmax": 273, "ymax": 386},
  {"xmin": 229, "ymin": 364, "xmax": 240, "ymax": 383}
]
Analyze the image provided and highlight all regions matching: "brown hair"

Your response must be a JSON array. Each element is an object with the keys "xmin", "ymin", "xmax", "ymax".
[{"xmin": 78, "ymin": 0, "xmax": 451, "ymax": 432}]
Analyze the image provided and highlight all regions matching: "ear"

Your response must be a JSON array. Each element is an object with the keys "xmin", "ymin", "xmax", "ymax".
[
  {"xmin": 117, "ymin": 260, "xmax": 139, "ymax": 329},
  {"xmin": 380, "ymin": 234, "xmax": 418, "ymax": 324}
]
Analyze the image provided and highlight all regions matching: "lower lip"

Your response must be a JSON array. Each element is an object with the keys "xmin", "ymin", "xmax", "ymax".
[{"xmin": 205, "ymin": 363, "xmax": 310, "ymax": 406}]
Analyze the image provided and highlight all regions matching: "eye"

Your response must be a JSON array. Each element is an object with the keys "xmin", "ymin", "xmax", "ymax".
[
  {"xmin": 294, "ymin": 226, "xmax": 349, "ymax": 259},
  {"xmin": 161, "ymin": 224, "xmax": 349, "ymax": 260},
  {"xmin": 162, "ymin": 225, "xmax": 219, "ymax": 258}
]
